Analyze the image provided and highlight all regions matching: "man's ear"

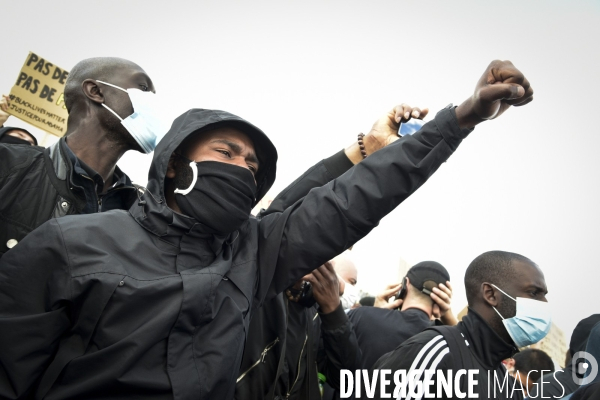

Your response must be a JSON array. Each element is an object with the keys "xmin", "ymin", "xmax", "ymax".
[
  {"xmin": 166, "ymin": 154, "xmax": 178, "ymax": 179},
  {"xmin": 81, "ymin": 79, "xmax": 104, "ymax": 104},
  {"xmin": 481, "ymin": 282, "xmax": 499, "ymax": 307}
]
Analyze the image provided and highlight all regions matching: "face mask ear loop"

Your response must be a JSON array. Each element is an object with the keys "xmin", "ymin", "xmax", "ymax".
[
  {"xmin": 174, "ymin": 161, "xmax": 198, "ymax": 195},
  {"xmin": 96, "ymin": 80, "xmax": 128, "ymax": 121},
  {"xmin": 101, "ymin": 103, "xmax": 124, "ymax": 121},
  {"xmin": 96, "ymin": 80, "xmax": 128, "ymax": 93},
  {"xmin": 492, "ymin": 306, "xmax": 505, "ymax": 320},
  {"xmin": 491, "ymin": 283, "xmax": 517, "ymax": 301},
  {"xmin": 490, "ymin": 283, "xmax": 516, "ymax": 321}
]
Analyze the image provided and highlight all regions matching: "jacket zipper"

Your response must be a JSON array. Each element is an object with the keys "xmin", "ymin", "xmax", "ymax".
[
  {"xmin": 236, "ymin": 337, "xmax": 280, "ymax": 383},
  {"xmin": 286, "ymin": 333, "xmax": 309, "ymax": 398},
  {"xmin": 79, "ymin": 174, "xmax": 99, "ymax": 212}
]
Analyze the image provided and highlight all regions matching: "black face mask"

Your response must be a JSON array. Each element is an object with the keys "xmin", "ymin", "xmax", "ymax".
[
  {"xmin": 0, "ymin": 135, "xmax": 33, "ymax": 146},
  {"xmin": 174, "ymin": 160, "xmax": 257, "ymax": 235}
]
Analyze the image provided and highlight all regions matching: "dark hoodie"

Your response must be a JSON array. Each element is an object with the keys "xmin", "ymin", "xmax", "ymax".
[
  {"xmin": 0, "ymin": 106, "xmax": 471, "ymax": 400},
  {"xmin": 530, "ymin": 314, "xmax": 600, "ymax": 399}
]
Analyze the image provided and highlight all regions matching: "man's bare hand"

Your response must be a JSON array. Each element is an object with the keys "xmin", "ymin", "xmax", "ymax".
[
  {"xmin": 303, "ymin": 261, "xmax": 341, "ymax": 314},
  {"xmin": 345, "ymin": 104, "xmax": 429, "ymax": 164},
  {"xmin": 456, "ymin": 60, "xmax": 533, "ymax": 129},
  {"xmin": 374, "ymin": 282, "xmax": 403, "ymax": 310},
  {"xmin": 0, "ymin": 95, "xmax": 11, "ymax": 126},
  {"xmin": 431, "ymin": 281, "xmax": 458, "ymax": 325}
]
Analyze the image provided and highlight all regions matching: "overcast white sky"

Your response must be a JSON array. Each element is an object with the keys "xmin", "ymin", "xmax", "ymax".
[{"xmin": 2, "ymin": 0, "xmax": 599, "ymax": 347}]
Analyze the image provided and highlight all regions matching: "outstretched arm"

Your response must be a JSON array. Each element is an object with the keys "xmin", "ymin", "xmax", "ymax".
[
  {"xmin": 260, "ymin": 104, "xmax": 427, "ymax": 216},
  {"xmin": 258, "ymin": 60, "xmax": 533, "ymax": 302}
]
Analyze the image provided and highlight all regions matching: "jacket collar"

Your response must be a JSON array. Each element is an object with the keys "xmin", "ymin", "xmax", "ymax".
[
  {"xmin": 57, "ymin": 138, "xmax": 132, "ymax": 189},
  {"xmin": 458, "ymin": 308, "xmax": 518, "ymax": 369},
  {"xmin": 47, "ymin": 138, "xmax": 71, "ymax": 181}
]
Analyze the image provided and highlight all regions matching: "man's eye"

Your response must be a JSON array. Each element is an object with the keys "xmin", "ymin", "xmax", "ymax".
[
  {"xmin": 217, "ymin": 149, "xmax": 231, "ymax": 157},
  {"xmin": 139, "ymin": 84, "xmax": 149, "ymax": 92},
  {"xmin": 248, "ymin": 165, "xmax": 257, "ymax": 174}
]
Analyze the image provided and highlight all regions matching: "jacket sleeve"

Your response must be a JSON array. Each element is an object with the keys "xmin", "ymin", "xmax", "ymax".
[
  {"xmin": 0, "ymin": 220, "xmax": 72, "ymax": 399},
  {"xmin": 258, "ymin": 149, "xmax": 354, "ymax": 216},
  {"xmin": 257, "ymin": 107, "xmax": 472, "ymax": 302},
  {"xmin": 317, "ymin": 304, "xmax": 361, "ymax": 390}
]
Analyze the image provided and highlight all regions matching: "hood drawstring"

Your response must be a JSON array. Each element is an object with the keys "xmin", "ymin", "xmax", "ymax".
[
  {"xmin": 136, "ymin": 187, "xmax": 147, "ymax": 218},
  {"xmin": 135, "ymin": 185, "xmax": 165, "ymax": 219}
]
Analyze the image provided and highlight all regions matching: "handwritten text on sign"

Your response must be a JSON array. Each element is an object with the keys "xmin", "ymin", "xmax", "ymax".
[{"xmin": 8, "ymin": 52, "xmax": 69, "ymax": 137}]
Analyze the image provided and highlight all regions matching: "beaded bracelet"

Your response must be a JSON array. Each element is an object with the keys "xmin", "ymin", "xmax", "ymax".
[{"xmin": 357, "ymin": 133, "xmax": 367, "ymax": 159}]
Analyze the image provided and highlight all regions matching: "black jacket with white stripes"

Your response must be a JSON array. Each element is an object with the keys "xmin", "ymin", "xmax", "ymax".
[{"xmin": 367, "ymin": 309, "xmax": 524, "ymax": 400}]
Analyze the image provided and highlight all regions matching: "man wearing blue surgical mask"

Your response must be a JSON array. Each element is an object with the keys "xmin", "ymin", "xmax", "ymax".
[
  {"xmin": 370, "ymin": 251, "xmax": 549, "ymax": 400},
  {"xmin": 0, "ymin": 57, "xmax": 161, "ymax": 256}
]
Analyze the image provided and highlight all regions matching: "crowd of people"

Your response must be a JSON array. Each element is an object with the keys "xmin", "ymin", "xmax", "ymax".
[{"xmin": 0, "ymin": 56, "xmax": 597, "ymax": 400}]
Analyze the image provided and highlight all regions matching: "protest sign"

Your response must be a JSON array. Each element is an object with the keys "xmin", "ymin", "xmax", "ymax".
[{"xmin": 7, "ymin": 51, "xmax": 69, "ymax": 137}]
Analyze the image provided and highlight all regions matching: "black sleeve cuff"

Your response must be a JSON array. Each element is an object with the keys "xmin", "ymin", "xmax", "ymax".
[
  {"xmin": 435, "ymin": 107, "xmax": 474, "ymax": 151},
  {"xmin": 322, "ymin": 149, "xmax": 354, "ymax": 180},
  {"xmin": 319, "ymin": 302, "xmax": 348, "ymax": 330}
]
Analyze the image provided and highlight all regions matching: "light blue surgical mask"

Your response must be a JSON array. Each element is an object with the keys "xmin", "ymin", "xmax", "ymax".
[
  {"xmin": 96, "ymin": 80, "xmax": 168, "ymax": 153},
  {"xmin": 491, "ymin": 284, "xmax": 551, "ymax": 348}
]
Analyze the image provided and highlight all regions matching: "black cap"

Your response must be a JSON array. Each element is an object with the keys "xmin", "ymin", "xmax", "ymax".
[{"xmin": 406, "ymin": 261, "xmax": 450, "ymax": 294}]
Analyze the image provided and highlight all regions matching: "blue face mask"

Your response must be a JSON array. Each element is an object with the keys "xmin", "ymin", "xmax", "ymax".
[
  {"xmin": 491, "ymin": 284, "xmax": 552, "ymax": 348},
  {"xmin": 96, "ymin": 80, "xmax": 168, "ymax": 153}
]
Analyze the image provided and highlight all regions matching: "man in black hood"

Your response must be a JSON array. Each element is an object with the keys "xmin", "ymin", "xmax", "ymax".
[
  {"xmin": 0, "ymin": 126, "xmax": 38, "ymax": 146},
  {"xmin": 529, "ymin": 314, "xmax": 600, "ymax": 399},
  {"xmin": 0, "ymin": 59, "xmax": 533, "ymax": 400}
]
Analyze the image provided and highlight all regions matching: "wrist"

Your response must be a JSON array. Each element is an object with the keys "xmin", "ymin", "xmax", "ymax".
[
  {"xmin": 344, "ymin": 143, "xmax": 363, "ymax": 165},
  {"xmin": 319, "ymin": 299, "xmax": 341, "ymax": 315},
  {"xmin": 455, "ymin": 98, "xmax": 484, "ymax": 130},
  {"xmin": 344, "ymin": 132, "xmax": 394, "ymax": 165},
  {"xmin": 440, "ymin": 311, "xmax": 458, "ymax": 326},
  {"xmin": 319, "ymin": 302, "xmax": 347, "ymax": 329}
]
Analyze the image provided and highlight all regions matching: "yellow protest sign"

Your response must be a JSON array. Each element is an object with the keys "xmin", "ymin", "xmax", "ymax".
[{"xmin": 7, "ymin": 51, "xmax": 69, "ymax": 137}]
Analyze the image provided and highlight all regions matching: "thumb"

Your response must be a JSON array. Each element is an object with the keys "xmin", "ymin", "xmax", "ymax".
[
  {"xmin": 388, "ymin": 298, "xmax": 403, "ymax": 309},
  {"xmin": 480, "ymin": 83, "xmax": 525, "ymax": 102}
]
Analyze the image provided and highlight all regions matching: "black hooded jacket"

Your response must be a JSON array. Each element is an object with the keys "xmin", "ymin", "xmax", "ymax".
[
  {"xmin": 0, "ymin": 107, "xmax": 471, "ymax": 399},
  {"xmin": 530, "ymin": 314, "xmax": 600, "ymax": 399},
  {"xmin": 0, "ymin": 136, "xmax": 135, "ymax": 255},
  {"xmin": 235, "ymin": 148, "xmax": 357, "ymax": 400}
]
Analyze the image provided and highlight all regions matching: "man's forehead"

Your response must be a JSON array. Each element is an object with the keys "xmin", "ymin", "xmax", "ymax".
[
  {"xmin": 183, "ymin": 125, "xmax": 257, "ymax": 159},
  {"xmin": 7, "ymin": 129, "xmax": 30, "ymax": 136},
  {"xmin": 512, "ymin": 260, "xmax": 547, "ymax": 290},
  {"xmin": 111, "ymin": 67, "xmax": 151, "ymax": 84},
  {"xmin": 195, "ymin": 126, "xmax": 253, "ymax": 146}
]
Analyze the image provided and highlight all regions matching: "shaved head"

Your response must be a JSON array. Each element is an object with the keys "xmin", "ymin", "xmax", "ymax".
[
  {"xmin": 64, "ymin": 57, "xmax": 144, "ymax": 112},
  {"xmin": 464, "ymin": 250, "xmax": 535, "ymax": 305},
  {"xmin": 333, "ymin": 252, "xmax": 358, "ymax": 285}
]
